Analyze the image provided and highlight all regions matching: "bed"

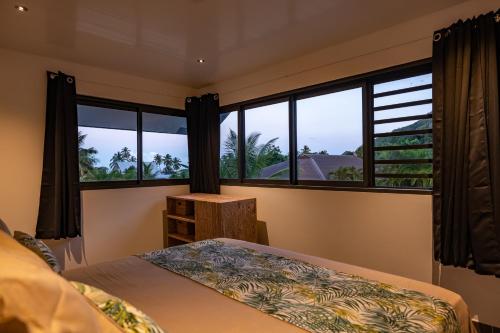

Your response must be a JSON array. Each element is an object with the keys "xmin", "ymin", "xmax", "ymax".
[{"xmin": 63, "ymin": 238, "xmax": 473, "ymax": 333}]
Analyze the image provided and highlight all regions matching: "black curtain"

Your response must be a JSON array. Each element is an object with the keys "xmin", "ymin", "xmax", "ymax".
[
  {"xmin": 36, "ymin": 72, "xmax": 81, "ymax": 239},
  {"xmin": 186, "ymin": 93, "xmax": 220, "ymax": 194},
  {"xmin": 433, "ymin": 11, "xmax": 500, "ymax": 276}
]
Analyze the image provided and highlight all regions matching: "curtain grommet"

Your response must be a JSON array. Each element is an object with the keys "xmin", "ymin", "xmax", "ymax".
[
  {"xmin": 214, "ymin": 94, "xmax": 219, "ymax": 101},
  {"xmin": 49, "ymin": 73, "xmax": 57, "ymax": 80},
  {"xmin": 433, "ymin": 32, "xmax": 442, "ymax": 42},
  {"xmin": 186, "ymin": 97, "xmax": 192, "ymax": 103},
  {"xmin": 66, "ymin": 77, "xmax": 74, "ymax": 84}
]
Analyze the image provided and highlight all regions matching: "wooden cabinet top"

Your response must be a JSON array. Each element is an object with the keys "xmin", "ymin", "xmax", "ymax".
[{"xmin": 167, "ymin": 193, "xmax": 255, "ymax": 203}]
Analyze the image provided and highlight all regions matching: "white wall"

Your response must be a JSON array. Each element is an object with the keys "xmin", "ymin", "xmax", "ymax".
[
  {"xmin": 222, "ymin": 186, "xmax": 433, "ymax": 282},
  {"xmin": 203, "ymin": 0, "xmax": 500, "ymax": 327},
  {"xmin": 0, "ymin": 47, "xmax": 194, "ymax": 269}
]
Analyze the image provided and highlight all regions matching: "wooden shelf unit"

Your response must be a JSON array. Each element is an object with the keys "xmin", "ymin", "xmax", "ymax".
[{"xmin": 163, "ymin": 193, "xmax": 257, "ymax": 248}]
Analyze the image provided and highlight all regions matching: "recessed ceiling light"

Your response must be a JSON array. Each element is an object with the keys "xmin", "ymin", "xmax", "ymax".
[
  {"xmin": 15, "ymin": 5, "xmax": 28, "ymax": 12},
  {"xmin": 197, "ymin": 58, "xmax": 205, "ymax": 64}
]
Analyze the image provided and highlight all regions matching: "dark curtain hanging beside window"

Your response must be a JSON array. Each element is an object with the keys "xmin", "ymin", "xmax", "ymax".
[
  {"xmin": 36, "ymin": 71, "xmax": 81, "ymax": 239},
  {"xmin": 186, "ymin": 93, "xmax": 220, "ymax": 194},
  {"xmin": 433, "ymin": 11, "xmax": 500, "ymax": 277}
]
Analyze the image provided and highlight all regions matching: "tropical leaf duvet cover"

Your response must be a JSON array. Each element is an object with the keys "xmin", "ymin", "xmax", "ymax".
[{"xmin": 139, "ymin": 240, "xmax": 459, "ymax": 333}]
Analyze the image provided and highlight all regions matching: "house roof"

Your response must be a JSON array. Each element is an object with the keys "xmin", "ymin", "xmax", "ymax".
[{"xmin": 260, "ymin": 154, "xmax": 363, "ymax": 180}]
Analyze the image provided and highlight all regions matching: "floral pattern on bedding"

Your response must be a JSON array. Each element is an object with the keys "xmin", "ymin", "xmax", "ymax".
[
  {"xmin": 71, "ymin": 281, "xmax": 164, "ymax": 333},
  {"xmin": 139, "ymin": 240, "xmax": 459, "ymax": 333}
]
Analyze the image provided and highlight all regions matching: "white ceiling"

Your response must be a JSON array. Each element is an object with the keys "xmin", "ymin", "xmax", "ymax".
[{"xmin": 0, "ymin": 0, "xmax": 467, "ymax": 88}]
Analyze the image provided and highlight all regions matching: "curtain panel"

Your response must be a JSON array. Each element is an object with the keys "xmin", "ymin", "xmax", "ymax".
[
  {"xmin": 36, "ymin": 71, "xmax": 81, "ymax": 239},
  {"xmin": 433, "ymin": 11, "xmax": 500, "ymax": 276},
  {"xmin": 186, "ymin": 93, "xmax": 220, "ymax": 194}
]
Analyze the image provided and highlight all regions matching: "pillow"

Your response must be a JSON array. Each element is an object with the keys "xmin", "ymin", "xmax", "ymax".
[
  {"xmin": 13, "ymin": 230, "xmax": 62, "ymax": 274},
  {"xmin": 0, "ymin": 231, "xmax": 123, "ymax": 333},
  {"xmin": 0, "ymin": 218, "xmax": 11, "ymax": 236},
  {"xmin": 71, "ymin": 281, "xmax": 164, "ymax": 333}
]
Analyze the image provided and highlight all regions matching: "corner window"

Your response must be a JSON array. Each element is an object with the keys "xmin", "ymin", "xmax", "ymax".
[{"xmin": 77, "ymin": 96, "xmax": 188, "ymax": 189}]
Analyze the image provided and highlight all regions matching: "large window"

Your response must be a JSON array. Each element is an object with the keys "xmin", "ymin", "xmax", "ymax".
[
  {"xmin": 220, "ymin": 60, "xmax": 432, "ymax": 191},
  {"xmin": 77, "ymin": 96, "xmax": 188, "ymax": 188},
  {"xmin": 244, "ymin": 101, "xmax": 289, "ymax": 180}
]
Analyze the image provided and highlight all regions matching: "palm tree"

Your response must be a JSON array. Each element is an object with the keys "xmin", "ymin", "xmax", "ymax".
[
  {"xmin": 143, "ymin": 162, "xmax": 159, "ymax": 180},
  {"xmin": 220, "ymin": 130, "xmax": 286, "ymax": 178},
  {"xmin": 220, "ymin": 129, "xmax": 238, "ymax": 178},
  {"xmin": 78, "ymin": 131, "xmax": 98, "ymax": 179},
  {"xmin": 109, "ymin": 151, "xmax": 123, "ymax": 172},
  {"xmin": 245, "ymin": 132, "xmax": 280, "ymax": 178},
  {"xmin": 172, "ymin": 157, "xmax": 182, "ymax": 171},
  {"xmin": 153, "ymin": 153, "xmax": 163, "ymax": 165},
  {"xmin": 161, "ymin": 154, "xmax": 174, "ymax": 175},
  {"xmin": 120, "ymin": 147, "xmax": 136, "ymax": 162}
]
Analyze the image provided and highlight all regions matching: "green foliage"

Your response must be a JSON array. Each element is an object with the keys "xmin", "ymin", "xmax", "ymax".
[
  {"xmin": 143, "ymin": 162, "xmax": 159, "ymax": 180},
  {"xmin": 299, "ymin": 145, "xmax": 328, "ymax": 155},
  {"xmin": 245, "ymin": 132, "xmax": 288, "ymax": 178},
  {"xmin": 329, "ymin": 166, "xmax": 363, "ymax": 181},
  {"xmin": 220, "ymin": 129, "xmax": 239, "ymax": 179},
  {"xmin": 78, "ymin": 132, "xmax": 187, "ymax": 181},
  {"xmin": 373, "ymin": 118, "xmax": 433, "ymax": 188},
  {"xmin": 219, "ymin": 130, "xmax": 289, "ymax": 179}
]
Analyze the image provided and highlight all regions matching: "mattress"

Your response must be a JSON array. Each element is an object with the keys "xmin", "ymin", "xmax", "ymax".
[{"xmin": 63, "ymin": 239, "xmax": 472, "ymax": 332}]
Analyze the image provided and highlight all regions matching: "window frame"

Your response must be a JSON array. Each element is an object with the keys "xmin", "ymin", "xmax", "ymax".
[
  {"xmin": 77, "ymin": 95, "xmax": 189, "ymax": 191},
  {"xmin": 220, "ymin": 59, "xmax": 432, "ymax": 194}
]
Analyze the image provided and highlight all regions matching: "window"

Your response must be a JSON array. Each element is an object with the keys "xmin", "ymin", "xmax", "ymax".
[
  {"xmin": 296, "ymin": 87, "xmax": 363, "ymax": 182},
  {"xmin": 244, "ymin": 101, "xmax": 289, "ymax": 180},
  {"xmin": 77, "ymin": 96, "xmax": 188, "ymax": 188},
  {"xmin": 220, "ymin": 111, "xmax": 238, "ymax": 179},
  {"xmin": 372, "ymin": 73, "xmax": 433, "ymax": 189},
  {"xmin": 78, "ymin": 104, "xmax": 138, "ymax": 182},
  {"xmin": 220, "ymin": 60, "xmax": 432, "ymax": 192},
  {"xmin": 142, "ymin": 112, "xmax": 189, "ymax": 180}
]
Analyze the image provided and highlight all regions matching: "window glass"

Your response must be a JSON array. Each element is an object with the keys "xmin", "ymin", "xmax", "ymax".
[
  {"xmin": 374, "ymin": 119, "xmax": 432, "ymax": 134},
  {"xmin": 373, "ymin": 72, "xmax": 433, "ymax": 188},
  {"xmin": 142, "ymin": 112, "xmax": 189, "ymax": 179},
  {"xmin": 297, "ymin": 87, "xmax": 363, "ymax": 181},
  {"xmin": 244, "ymin": 101, "xmax": 289, "ymax": 179},
  {"xmin": 374, "ymin": 104, "xmax": 431, "ymax": 121},
  {"xmin": 220, "ymin": 111, "xmax": 238, "ymax": 179},
  {"xmin": 374, "ymin": 89, "xmax": 431, "ymax": 107},
  {"xmin": 77, "ymin": 105, "xmax": 137, "ymax": 182},
  {"xmin": 374, "ymin": 73, "xmax": 431, "ymax": 94}
]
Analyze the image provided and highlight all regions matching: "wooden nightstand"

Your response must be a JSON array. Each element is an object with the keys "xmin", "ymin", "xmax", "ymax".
[{"xmin": 163, "ymin": 193, "xmax": 257, "ymax": 247}]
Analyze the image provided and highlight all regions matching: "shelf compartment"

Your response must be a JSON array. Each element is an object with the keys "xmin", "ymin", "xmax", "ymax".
[
  {"xmin": 166, "ymin": 197, "xmax": 195, "ymax": 217},
  {"xmin": 168, "ymin": 233, "xmax": 194, "ymax": 243},
  {"xmin": 167, "ymin": 214, "xmax": 195, "ymax": 223}
]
